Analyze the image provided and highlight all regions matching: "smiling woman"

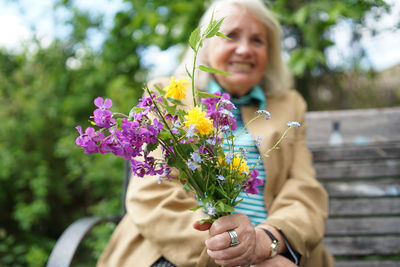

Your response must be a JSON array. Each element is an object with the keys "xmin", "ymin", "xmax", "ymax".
[
  {"xmin": 97, "ymin": 0, "xmax": 333, "ymax": 266},
  {"xmin": 205, "ymin": 5, "xmax": 268, "ymax": 97}
]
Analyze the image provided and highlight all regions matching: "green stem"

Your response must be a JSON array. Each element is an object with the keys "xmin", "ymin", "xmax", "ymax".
[
  {"xmin": 263, "ymin": 127, "xmax": 292, "ymax": 157},
  {"xmin": 232, "ymin": 115, "xmax": 261, "ymax": 143},
  {"xmin": 191, "ymin": 48, "xmax": 198, "ymax": 107},
  {"xmin": 145, "ymin": 86, "xmax": 205, "ymax": 197},
  {"xmin": 112, "ymin": 112, "xmax": 128, "ymax": 118}
]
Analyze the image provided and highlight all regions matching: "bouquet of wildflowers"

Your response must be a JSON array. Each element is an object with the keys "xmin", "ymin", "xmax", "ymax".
[{"xmin": 75, "ymin": 17, "xmax": 299, "ymax": 223}]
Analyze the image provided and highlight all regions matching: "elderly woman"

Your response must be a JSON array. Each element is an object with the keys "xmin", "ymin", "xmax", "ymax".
[{"xmin": 98, "ymin": 0, "xmax": 334, "ymax": 266}]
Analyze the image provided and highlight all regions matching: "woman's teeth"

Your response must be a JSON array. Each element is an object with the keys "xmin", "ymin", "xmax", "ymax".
[{"xmin": 231, "ymin": 63, "xmax": 252, "ymax": 69}]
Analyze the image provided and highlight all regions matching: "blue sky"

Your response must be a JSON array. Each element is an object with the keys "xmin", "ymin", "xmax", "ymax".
[{"xmin": 0, "ymin": 0, "xmax": 399, "ymax": 74}]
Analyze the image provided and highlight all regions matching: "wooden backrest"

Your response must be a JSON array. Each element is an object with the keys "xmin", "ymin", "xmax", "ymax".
[{"xmin": 305, "ymin": 107, "xmax": 400, "ymax": 267}]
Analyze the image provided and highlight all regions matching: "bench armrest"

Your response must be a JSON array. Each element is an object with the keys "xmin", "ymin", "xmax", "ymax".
[{"xmin": 46, "ymin": 216, "xmax": 120, "ymax": 267}]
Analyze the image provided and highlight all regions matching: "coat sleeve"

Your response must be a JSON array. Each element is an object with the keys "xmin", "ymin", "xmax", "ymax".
[
  {"xmin": 260, "ymin": 92, "xmax": 329, "ymax": 263},
  {"xmin": 124, "ymin": 78, "xmax": 216, "ymax": 267}
]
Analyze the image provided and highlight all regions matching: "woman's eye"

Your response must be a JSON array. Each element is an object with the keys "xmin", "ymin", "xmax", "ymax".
[
  {"xmin": 226, "ymin": 32, "xmax": 236, "ymax": 40},
  {"xmin": 253, "ymin": 38, "xmax": 265, "ymax": 45}
]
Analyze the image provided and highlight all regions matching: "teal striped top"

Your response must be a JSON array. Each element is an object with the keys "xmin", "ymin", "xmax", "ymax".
[{"xmin": 225, "ymin": 107, "xmax": 267, "ymax": 226}]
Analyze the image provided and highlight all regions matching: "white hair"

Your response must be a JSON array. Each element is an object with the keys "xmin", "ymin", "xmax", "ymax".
[{"xmin": 174, "ymin": 0, "xmax": 293, "ymax": 96}]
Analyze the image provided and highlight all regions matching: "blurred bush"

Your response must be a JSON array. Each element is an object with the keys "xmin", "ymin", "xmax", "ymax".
[{"xmin": 0, "ymin": 42, "xmax": 129, "ymax": 265}]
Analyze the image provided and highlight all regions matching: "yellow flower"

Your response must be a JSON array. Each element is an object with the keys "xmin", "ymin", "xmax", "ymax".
[
  {"xmin": 184, "ymin": 106, "xmax": 213, "ymax": 136},
  {"xmin": 231, "ymin": 155, "xmax": 249, "ymax": 174},
  {"xmin": 163, "ymin": 77, "xmax": 189, "ymax": 100}
]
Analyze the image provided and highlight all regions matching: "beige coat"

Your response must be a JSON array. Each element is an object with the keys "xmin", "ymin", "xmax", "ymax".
[{"xmin": 97, "ymin": 79, "xmax": 334, "ymax": 267}]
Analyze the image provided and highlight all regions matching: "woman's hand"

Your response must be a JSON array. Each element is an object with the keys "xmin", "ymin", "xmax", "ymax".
[{"xmin": 193, "ymin": 213, "xmax": 268, "ymax": 267}]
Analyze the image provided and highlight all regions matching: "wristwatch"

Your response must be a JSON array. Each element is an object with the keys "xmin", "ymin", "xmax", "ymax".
[{"xmin": 261, "ymin": 228, "xmax": 280, "ymax": 258}]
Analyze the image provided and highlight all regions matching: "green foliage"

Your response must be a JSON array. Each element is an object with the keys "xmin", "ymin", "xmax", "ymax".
[
  {"xmin": 0, "ymin": 40, "xmax": 124, "ymax": 264},
  {"xmin": 271, "ymin": 0, "xmax": 389, "ymax": 75}
]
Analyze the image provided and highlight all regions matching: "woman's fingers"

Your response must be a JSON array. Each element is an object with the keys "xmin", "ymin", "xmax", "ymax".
[
  {"xmin": 209, "ymin": 213, "xmax": 250, "ymax": 236},
  {"xmin": 192, "ymin": 220, "xmax": 212, "ymax": 231},
  {"xmin": 205, "ymin": 230, "xmax": 233, "ymax": 250},
  {"xmin": 204, "ymin": 213, "xmax": 257, "ymax": 266}
]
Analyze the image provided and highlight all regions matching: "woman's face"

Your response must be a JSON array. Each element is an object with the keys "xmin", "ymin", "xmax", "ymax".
[{"xmin": 206, "ymin": 5, "xmax": 268, "ymax": 97}]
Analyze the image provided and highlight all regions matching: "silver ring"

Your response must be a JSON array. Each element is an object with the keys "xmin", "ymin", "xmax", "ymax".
[{"xmin": 228, "ymin": 229, "xmax": 239, "ymax": 247}]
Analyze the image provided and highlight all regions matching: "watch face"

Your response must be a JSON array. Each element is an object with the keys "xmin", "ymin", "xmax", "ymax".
[{"xmin": 270, "ymin": 240, "xmax": 279, "ymax": 257}]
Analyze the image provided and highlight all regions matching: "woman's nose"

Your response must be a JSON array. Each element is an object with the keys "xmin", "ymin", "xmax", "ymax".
[{"xmin": 235, "ymin": 40, "xmax": 251, "ymax": 56}]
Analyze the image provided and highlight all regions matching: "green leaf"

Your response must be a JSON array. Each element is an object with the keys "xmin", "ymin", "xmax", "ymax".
[
  {"xmin": 196, "ymin": 91, "xmax": 221, "ymax": 99},
  {"xmin": 185, "ymin": 65, "xmax": 192, "ymax": 79},
  {"xmin": 190, "ymin": 205, "xmax": 202, "ymax": 211},
  {"xmin": 154, "ymin": 84, "xmax": 165, "ymax": 95},
  {"xmin": 183, "ymin": 182, "xmax": 193, "ymax": 191},
  {"xmin": 164, "ymin": 104, "xmax": 178, "ymax": 116},
  {"xmin": 199, "ymin": 65, "xmax": 231, "ymax": 76},
  {"xmin": 205, "ymin": 17, "xmax": 225, "ymax": 38},
  {"xmin": 168, "ymin": 98, "xmax": 184, "ymax": 106},
  {"xmin": 216, "ymin": 31, "xmax": 231, "ymax": 40},
  {"xmin": 293, "ymin": 6, "xmax": 309, "ymax": 26},
  {"xmin": 233, "ymin": 198, "xmax": 244, "ymax": 206},
  {"xmin": 128, "ymin": 107, "xmax": 136, "ymax": 121},
  {"xmin": 189, "ymin": 26, "xmax": 201, "ymax": 51},
  {"xmin": 199, "ymin": 218, "xmax": 214, "ymax": 224},
  {"xmin": 176, "ymin": 109, "xmax": 186, "ymax": 116},
  {"xmin": 216, "ymin": 201, "xmax": 234, "ymax": 213},
  {"xmin": 216, "ymin": 187, "xmax": 229, "ymax": 199},
  {"xmin": 145, "ymin": 142, "xmax": 159, "ymax": 153},
  {"xmin": 158, "ymin": 131, "xmax": 173, "ymax": 142}
]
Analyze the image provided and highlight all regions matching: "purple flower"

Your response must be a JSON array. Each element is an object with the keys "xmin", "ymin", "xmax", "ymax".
[
  {"xmin": 75, "ymin": 126, "xmax": 105, "ymax": 154},
  {"xmin": 186, "ymin": 124, "xmax": 197, "ymax": 138},
  {"xmin": 137, "ymin": 94, "xmax": 161, "ymax": 110},
  {"xmin": 287, "ymin": 121, "xmax": 301, "ymax": 128},
  {"xmin": 245, "ymin": 169, "xmax": 264, "ymax": 194},
  {"xmin": 92, "ymin": 109, "xmax": 116, "ymax": 128},
  {"xmin": 165, "ymin": 113, "xmax": 178, "ymax": 123},
  {"xmin": 186, "ymin": 160, "xmax": 200, "ymax": 171},
  {"xmin": 255, "ymin": 136, "xmax": 262, "ymax": 147},
  {"xmin": 202, "ymin": 92, "xmax": 237, "ymax": 131},
  {"xmin": 94, "ymin": 97, "xmax": 112, "ymax": 110},
  {"xmin": 206, "ymin": 138, "xmax": 216, "ymax": 146},
  {"xmin": 220, "ymin": 98, "xmax": 236, "ymax": 109},
  {"xmin": 220, "ymin": 109, "xmax": 234, "ymax": 118},
  {"xmin": 216, "ymin": 174, "xmax": 225, "ymax": 182},
  {"xmin": 221, "ymin": 125, "xmax": 230, "ymax": 132},
  {"xmin": 91, "ymin": 97, "xmax": 116, "ymax": 128},
  {"xmin": 256, "ymin": 110, "xmax": 271, "ymax": 120},
  {"xmin": 205, "ymin": 202, "xmax": 216, "ymax": 216},
  {"xmin": 225, "ymin": 152, "xmax": 234, "ymax": 164},
  {"xmin": 190, "ymin": 151, "xmax": 202, "ymax": 163}
]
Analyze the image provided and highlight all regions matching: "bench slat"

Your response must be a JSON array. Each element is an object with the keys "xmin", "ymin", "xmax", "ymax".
[
  {"xmin": 315, "ymin": 159, "xmax": 400, "ymax": 179},
  {"xmin": 335, "ymin": 260, "xmax": 400, "ymax": 267},
  {"xmin": 311, "ymin": 143, "xmax": 400, "ymax": 162},
  {"xmin": 305, "ymin": 107, "xmax": 400, "ymax": 145},
  {"xmin": 324, "ymin": 236, "xmax": 400, "ymax": 255},
  {"xmin": 326, "ymin": 217, "xmax": 400, "ymax": 235},
  {"xmin": 323, "ymin": 180, "xmax": 400, "ymax": 197},
  {"xmin": 329, "ymin": 198, "xmax": 400, "ymax": 216}
]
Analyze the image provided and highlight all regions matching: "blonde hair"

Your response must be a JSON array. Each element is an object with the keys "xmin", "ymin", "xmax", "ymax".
[{"xmin": 174, "ymin": 0, "xmax": 293, "ymax": 96}]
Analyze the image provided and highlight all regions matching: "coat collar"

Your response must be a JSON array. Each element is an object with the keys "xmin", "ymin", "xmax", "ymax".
[{"xmin": 207, "ymin": 79, "xmax": 266, "ymax": 110}]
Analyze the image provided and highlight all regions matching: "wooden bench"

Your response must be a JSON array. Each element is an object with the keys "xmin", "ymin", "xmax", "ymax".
[
  {"xmin": 47, "ymin": 107, "xmax": 400, "ymax": 267},
  {"xmin": 306, "ymin": 107, "xmax": 400, "ymax": 267}
]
